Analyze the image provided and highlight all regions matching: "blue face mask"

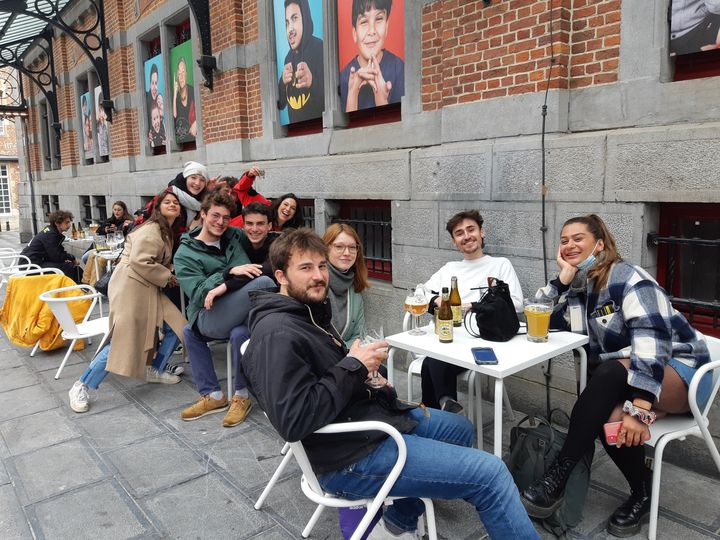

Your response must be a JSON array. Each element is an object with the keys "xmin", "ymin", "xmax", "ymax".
[{"xmin": 576, "ymin": 240, "xmax": 600, "ymax": 271}]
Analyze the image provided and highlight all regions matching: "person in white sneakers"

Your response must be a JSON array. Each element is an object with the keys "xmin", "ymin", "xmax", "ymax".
[{"xmin": 69, "ymin": 190, "xmax": 187, "ymax": 413}]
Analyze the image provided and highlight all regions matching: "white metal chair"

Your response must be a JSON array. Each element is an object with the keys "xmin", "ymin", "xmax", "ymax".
[
  {"xmin": 38, "ymin": 284, "xmax": 110, "ymax": 379},
  {"xmin": 291, "ymin": 421, "xmax": 437, "ymax": 540},
  {"xmin": 0, "ymin": 253, "xmax": 36, "ymax": 289},
  {"xmin": 403, "ymin": 312, "xmax": 515, "ymax": 445},
  {"xmin": 645, "ymin": 335, "xmax": 720, "ymax": 540}
]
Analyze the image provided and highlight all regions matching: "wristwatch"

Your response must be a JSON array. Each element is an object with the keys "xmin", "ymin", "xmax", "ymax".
[{"xmin": 622, "ymin": 400, "xmax": 656, "ymax": 425}]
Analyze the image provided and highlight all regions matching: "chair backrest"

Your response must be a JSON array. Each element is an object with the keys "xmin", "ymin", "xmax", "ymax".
[
  {"xmin": 287, "ymin": 440, "xmax": 326, "ymax": 496},
  {"xmin": 12, "ymin": 266, "xmax": 62, "ymax": 277},
  {"xmin": 402, "ymin": 311, "xmax": 411, "ymax": 332},
  {"xmin": 0, "ymin": 253, "xmax": 30, "ymax": 269},
  {"xmin": 698, "ymin": 336, "xmax": 720, "ymax": 417},
  {"xmin": 240, "ymin": 339, "xmax": 250, "ymax": 355},
  {"xmin": 38, "ymin": 284, "xmax": 100, "ymax": 335}
]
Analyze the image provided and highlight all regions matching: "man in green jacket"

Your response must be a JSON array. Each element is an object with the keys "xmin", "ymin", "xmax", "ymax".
[{"xmin": 174, "ymin": 191, "xmax": 275, "ymax": 422}]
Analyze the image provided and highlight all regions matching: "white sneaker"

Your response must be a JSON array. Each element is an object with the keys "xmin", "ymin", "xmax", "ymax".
[
  {"xmin": 366, "ymin": 519, "xmax": 420, "ymax": 540},
  {"xmin": 146, "ymin": 366, "xmax": 181, "ymax": 384},
  {"xmin": 69, "ymin": 381, "xmax": 90, "ymax": 413}
]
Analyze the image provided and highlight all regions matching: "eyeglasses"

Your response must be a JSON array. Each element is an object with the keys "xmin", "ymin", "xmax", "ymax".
[
  {"xmin": 331, "ymin": 243, "xmax": 359, "ymax": 254},
  {"xmin": 207, "ymin": 212, "xmax": 231, "ymax": 224}
]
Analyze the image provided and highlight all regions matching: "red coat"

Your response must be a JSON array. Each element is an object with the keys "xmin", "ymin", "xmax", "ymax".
[{"xmin": 228, "ymin": 172, "xmax": 270, "ymax": 228}]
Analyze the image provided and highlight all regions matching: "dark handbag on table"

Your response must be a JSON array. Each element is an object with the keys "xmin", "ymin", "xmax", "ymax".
[
  {"xmin": 504, "ymin": 410, "xmax": 594, "ymax": 536},
  {"xmin": 94, "ymin": 267, "xmax": 113, "ymax": 296},
  {"xmin": 463, "ymin": 277, "xmax": 520, "ymax": 341}
]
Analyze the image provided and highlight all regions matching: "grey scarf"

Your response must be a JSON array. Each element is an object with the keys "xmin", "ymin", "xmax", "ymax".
[{"xmin": 328, "ymin": 263, "xmax": 355, "ymax": 336}]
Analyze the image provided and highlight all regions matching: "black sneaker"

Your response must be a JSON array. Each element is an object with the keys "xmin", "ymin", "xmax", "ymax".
[
  {"xmin": 440, "ymin": 397, "xmax": 464, "ymax": 414},
  {"xmin": 165, "ymin": 363, "xmax": 185, "ymax": 376}
]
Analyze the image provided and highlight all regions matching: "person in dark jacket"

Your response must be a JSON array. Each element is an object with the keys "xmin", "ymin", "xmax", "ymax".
[
  {"xmin": 102, "ymin": 201, "xmax": 134, "ymax": 236},
  {"xmin": 21, "ymin": 210, "xmax": 81, "ymax": 282},
  {"xmin": 241, "ymin": 228, "xmax": 539, "ymax": 540},
  {"xmin": 277, "ymin": 0, "xmax": 325, "ymax": 123}
]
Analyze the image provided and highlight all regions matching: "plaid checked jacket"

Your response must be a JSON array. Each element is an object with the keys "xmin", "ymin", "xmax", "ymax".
[{"xmin": 537, "ymin": 261, "xmax": 709, "ymax": 400}]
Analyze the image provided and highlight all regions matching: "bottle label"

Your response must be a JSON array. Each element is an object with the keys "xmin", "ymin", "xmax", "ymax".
[
  {"xmin": 438, "ymin": 321, "xmax": 453, "ymax": 342},
  {"xmin": 451, "ymin": 306, "xmax": 462, "ymax": 326}
]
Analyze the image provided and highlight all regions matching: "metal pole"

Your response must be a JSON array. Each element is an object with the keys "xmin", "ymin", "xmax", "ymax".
[{"xmin": 21, "ymin": 116, "xmax": 38, "ymax": 235}]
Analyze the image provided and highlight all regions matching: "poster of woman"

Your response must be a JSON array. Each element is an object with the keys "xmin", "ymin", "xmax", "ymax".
[
  {"xmin": 94, "ymin": 86, "xmax": 109, "ymax": 157},
  {"xmin": 144, "ymin": 54, "xmax": 167, "ymax": 148},
  {"xmin": 273, "ymin": 0, "xmax": 325, "ymax": 125},
  {"xmin": 170, "ymin": 41, "xmax": 196, "ymax": 144},
  {"xmin": 80, "ymin": 91, "xmax": 94, "ymax": 158},
  {"xmin": 670, "ymin": 0, "xmax": 720, "ymax": 55},
  {"xmin": 337, "ymin": 0, "xmax": 404, "ymax": 113}
]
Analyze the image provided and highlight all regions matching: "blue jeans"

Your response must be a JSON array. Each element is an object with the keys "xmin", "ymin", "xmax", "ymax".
[
  {"xmin": 79, "ymin": 323, "xmax": 180, "ymax": 390},
  {"xmin": 184, "ymin": 323, "xmax": 250, "ymax": 395},
  {"xmin": 319, "ymin": 408, "xmax": 539, "ymax": 540}
]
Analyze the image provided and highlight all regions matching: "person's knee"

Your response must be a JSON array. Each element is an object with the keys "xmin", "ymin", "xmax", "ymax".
[{"xmin": 590, "ymin": 359, "xmax": 627, "ymax": 387}]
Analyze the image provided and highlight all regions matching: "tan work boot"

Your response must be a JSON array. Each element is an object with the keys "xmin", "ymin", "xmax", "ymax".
[
  {"xmin": 181, "ymin": 394, "xmax": 228, "ymax": 421},
  {"xmin": 223, "ymin": 395, "xmax": 253, "ymax": 427}
]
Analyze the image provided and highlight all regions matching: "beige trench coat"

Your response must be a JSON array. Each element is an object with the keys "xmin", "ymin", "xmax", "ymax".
[{"xmin": 105, "ymin": 222, "xmax": 186, "ymax": 379}]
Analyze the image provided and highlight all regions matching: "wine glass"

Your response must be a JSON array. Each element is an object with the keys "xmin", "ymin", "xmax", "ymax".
[
  {"xmin": 405, "ymin": 284, "xmax": 429, "ymax": 336},
  {"xmin": 362, "ymin": 327, "xmax": 386, "ymax": 388},
  {"xmin": 113, "ymin": 231, "xmax": 124, "ymax": 251},
  {"xmin": 105, "ymin": 236, "xmax": 117, "ymax": 253}
]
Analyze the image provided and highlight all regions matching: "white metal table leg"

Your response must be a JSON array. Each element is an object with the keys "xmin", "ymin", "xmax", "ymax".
[{"xmin": 493, "ymin": 378, "xmax": 504, "ymax": 457}]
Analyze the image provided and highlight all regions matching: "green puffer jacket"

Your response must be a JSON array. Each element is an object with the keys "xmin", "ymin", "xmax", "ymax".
[{"xmin": 174, "ymin": 227, "xmax": 251, "ymax": 325}]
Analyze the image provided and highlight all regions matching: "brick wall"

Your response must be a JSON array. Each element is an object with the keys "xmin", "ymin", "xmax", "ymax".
[
  {"xmin": 108, "ymin": 45, "xmax": 136, "ymax": 96},
  {"xmin": 59, "ymin": 130, "xmax": 79, "ymax": 166},
  {"xmin": 110, "ymin": 109, "xmax": 139, "ymax": 158},
  {"xmin": 201, "ymin": 65, "xmax": 263, "ymax": 143},
  {"xmin": 210, "ymin": 0, "xmax": 258, "ymax": 50},
  {"xmin": 421, "ymin": 0, "xmax": 619, "ymax": 110}
]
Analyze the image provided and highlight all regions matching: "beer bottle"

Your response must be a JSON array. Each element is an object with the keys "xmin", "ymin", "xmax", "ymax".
[
  {"xmin": 78, "ymin": 223, "xmax": 85, "ymax": 239},
  {"xmin": 437, "ymin": 287, "xmax": 454, "ymax": 343},
  {"xmin": 450, "ymin": 276, "xmax": 462, "ymax": 327},
  {"xmin": 71, "ymin": 222, "xmax": 77, "ymax": 240}
]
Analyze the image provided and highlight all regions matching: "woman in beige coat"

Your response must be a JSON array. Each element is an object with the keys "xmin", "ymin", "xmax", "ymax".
[{"xmin": 68, "ymin": 190, "xmax": 187, "ymax": 413}]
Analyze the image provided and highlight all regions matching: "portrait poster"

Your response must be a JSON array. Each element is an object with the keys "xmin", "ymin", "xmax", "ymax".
[
  {"xmin": 144, "ymin": 54, "xmax": 166, "ymax": 148},
  {"xmin": 94, "ymin": 85, "xmax": 109, "ymax": 157},
  {"xmin": 169, "ymin": 41, "xmax": 196, "ymax": 144},
  {"xmin": 273, "ymin": 0, "xmax": 325, "ymax": 125},
  {"xmin": 337, "ymin": 0, "xmax": 404, "ymax": 113},
  {"xmin": 670, "ymin": 0, "xmax": 720, "ymax": 56},
  {"xmin": 80, "ymin": 91, "xmax": 94, "ymax": 158}
]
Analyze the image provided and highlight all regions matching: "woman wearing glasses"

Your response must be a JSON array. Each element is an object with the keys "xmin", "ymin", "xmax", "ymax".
[{"xmin": 322, "ymin": 223, "xmax": 369, "ymax": 347}]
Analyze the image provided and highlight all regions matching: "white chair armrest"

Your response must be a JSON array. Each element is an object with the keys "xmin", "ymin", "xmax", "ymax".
[
  {"xmin": 689, "ymin": 359, "xmax": 720, "ymax": 420},
  {"xmin": 402, "ymin": 311, "xmax": 412, "ymax": 332},
  {"xmin": 39, "ymin": 284, "xmax": 102, "ymax": 303}
]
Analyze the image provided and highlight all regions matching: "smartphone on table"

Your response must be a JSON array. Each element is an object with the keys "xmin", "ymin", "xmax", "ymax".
[{"xmin": 472, "ymin": 347, "xmax": 498, "ymax": 365}]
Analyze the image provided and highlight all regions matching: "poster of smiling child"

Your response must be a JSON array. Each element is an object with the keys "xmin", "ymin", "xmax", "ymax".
[{"xmin": 337, "ymin": 0, "xmax": 404, "ymax": 113}]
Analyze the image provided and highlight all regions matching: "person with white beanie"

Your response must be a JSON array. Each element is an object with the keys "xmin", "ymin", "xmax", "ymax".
[{"xmin": 167, "ymin": 161, "xmax": 208, "ymax": 229}]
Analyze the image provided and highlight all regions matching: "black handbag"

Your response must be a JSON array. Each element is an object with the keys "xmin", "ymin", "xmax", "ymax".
[
  {"xmin": 463, "ymin": 277, "xmax": 520, "ymax": 341},
  {"xmin": 504, "ymin": 411, "xmax": 594, "ymax": 536},
  {"xmin": 94, "ymin": 267, "xmax": 113, "ymax": 296}
]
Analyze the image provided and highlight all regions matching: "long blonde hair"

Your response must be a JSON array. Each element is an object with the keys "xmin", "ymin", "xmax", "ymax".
[
  {"xmin": 322, "ymin": 223, "xmax": 370, "ymax": 293},
  {"xmin": 561, "ymin": 214, "xmax": 622, "ymax": 291}
]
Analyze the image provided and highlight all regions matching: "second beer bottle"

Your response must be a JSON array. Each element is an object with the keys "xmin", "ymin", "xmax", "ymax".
[
  {"xmin": 437, "ymin": 287, "xmax": 454, "ymax": 343},
  {"xmin": 450, "ymin": 276, "xmax": 462, "ymax": 327}
]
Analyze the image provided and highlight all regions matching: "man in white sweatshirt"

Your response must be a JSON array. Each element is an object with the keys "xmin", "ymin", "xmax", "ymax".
[{"xmin": 421, "ymin": 210, "xmax": 523, "ymax": 412}]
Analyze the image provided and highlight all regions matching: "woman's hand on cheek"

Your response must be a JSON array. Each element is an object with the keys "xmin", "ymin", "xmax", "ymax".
[{"xmin": 557, "ymin": 245, "xmax": 578, "ymax": 285}]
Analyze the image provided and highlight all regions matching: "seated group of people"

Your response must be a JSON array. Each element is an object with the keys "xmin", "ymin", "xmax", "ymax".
[{"xmin": 42, "ymin": 162, "xmax": 711, "ymax": 539}]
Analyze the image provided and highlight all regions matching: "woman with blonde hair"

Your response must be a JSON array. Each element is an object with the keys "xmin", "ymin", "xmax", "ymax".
[
  {"xmin": 322, "ymin": 223, "xmax": 369, "ymax": 347},
  {"xmin": 521, "ymin": 214, "xmax": 711, "ymax": 537}
]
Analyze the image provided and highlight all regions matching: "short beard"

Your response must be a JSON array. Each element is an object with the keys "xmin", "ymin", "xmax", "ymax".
[{"xmin": 287, "ymin": 281, "xmax": 328, "ymax": 306}]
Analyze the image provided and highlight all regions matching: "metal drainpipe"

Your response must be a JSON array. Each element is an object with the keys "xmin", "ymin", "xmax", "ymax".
[{"xmin": 21, "ymin": 116, "xmax": 37, "ymax": 235}]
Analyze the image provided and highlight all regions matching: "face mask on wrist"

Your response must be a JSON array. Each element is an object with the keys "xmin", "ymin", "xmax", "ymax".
[{"xmin": 576, "ymin": 240, "xmax": 600, "ymax": 271}]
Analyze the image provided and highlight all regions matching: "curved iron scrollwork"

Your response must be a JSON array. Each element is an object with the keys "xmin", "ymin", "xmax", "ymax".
[
  {"xmin": 187, "ymin": 0, "xmax": 216, "ymax": 90},
  {"xmin": 0, "ymin": 0, "xmax": 113, "ymax": 124}
]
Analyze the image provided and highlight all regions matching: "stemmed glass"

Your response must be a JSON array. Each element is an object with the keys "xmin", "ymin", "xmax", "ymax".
[
  {"xmin": 362, "ymin": 327, "xmax": 386, "ymax": 388},
  {"xmin": 113, "ymin": 231, "xmax": 124, "ymax": 252},
  {"xmin": 405, "ymin": 284, "xmax": 429, "ymax": 336}
]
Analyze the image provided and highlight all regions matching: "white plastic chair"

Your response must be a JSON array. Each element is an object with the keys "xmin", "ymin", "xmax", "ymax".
[
  {"xmin": 645, "ymin": 335, "xmax": 720, "ymax": 540},
  {"xmin": 291, "ymin": 421, "xmax": 437, "ymax": 540},
  {"xmin": 38, "ymin": 284, "xmax": 110, "ymax": 379},
  {"xmin": 403, "ymin": 312, "xmax": 515, "ymax": 446},
  {"xmin": 0, "ymin": 253, "xmax": 35, "ymax": 289}
]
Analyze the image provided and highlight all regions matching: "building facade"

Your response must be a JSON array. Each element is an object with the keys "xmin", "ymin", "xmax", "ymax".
[{"xmin": 16, "ymin": 0, "xmax": 720, "ymax": 469}]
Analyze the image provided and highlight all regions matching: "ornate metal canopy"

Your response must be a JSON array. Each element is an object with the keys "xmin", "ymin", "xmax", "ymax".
[{"xmin": 0, "ymin": 0, "xmax": 112, "ymax": 137}]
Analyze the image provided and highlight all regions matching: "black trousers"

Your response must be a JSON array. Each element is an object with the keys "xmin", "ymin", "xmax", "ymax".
[{"xmin": 420, "ymin": 356, "xmax": 467, "ymax": 409}]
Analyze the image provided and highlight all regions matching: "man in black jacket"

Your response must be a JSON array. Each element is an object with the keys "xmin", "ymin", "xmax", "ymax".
[
  {"xmin": 241, "ymin": 228, "xmax": 539, "ymax": 540},
  {"xmin": 21, "ymin": 210, "xmax": 81, "ymax": 282}
]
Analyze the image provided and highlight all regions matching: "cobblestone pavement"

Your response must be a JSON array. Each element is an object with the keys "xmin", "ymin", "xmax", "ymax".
[{"xmin": 0, "ymin": 231, "xmax": 718, "ymax": 539}]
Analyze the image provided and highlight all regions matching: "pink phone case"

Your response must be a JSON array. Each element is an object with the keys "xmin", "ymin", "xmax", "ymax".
[{"xmin": 604, "ymin": 421, "xmax": 623, "ymax": 445}]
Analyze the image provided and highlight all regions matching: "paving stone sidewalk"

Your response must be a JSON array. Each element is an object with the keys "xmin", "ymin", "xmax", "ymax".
[{"xmin": 0, "ymin": 231, "xmax": 718, "ymax": 540}]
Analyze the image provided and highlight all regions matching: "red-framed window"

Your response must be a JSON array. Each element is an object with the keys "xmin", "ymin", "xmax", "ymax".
[
  {"xmin": 335, "ymin": 200, "xmax": 392, "ymax": 281},
  {"xmin": 656, "ymin": 203, "xmax": 720, "ymax": 337},
  {"xmin": 674, "ymin": 49, "xmax": 720, "ymax": 81}
]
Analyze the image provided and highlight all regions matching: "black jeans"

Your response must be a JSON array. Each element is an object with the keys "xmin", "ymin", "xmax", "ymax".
[{"xmin": 420, "ymin": 356, "xmax": 467, "ymax": 409}]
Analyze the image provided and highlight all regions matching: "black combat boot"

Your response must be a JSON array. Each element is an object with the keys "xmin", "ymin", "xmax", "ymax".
[
  {"xmin": 520, "ymin": 457, "xmax": 577, "ymax": 519},
  {"xmin": 606, "ymin": 473, "xmax": 652, "ymax": 537}
]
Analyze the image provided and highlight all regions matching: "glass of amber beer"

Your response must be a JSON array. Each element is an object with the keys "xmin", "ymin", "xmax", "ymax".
[
  {"xmin": 524, "ymin": 298, "xmax": 553, "ymax": 343},
  {"xmin": 405, "ymin": 285, "xmax": 429, "ymax": 336}
]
